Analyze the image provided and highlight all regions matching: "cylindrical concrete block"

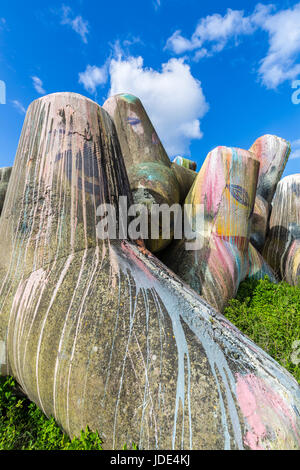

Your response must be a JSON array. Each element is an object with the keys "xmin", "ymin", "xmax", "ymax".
[
  {"xmin": 172, "ymin": 156, "xmax": 197, "ymax": 171},
  {"xmin": 103, "ymin": 93, "xmax": 181, "ymax": 252},
  {"xmin": 263, "ymin": 174, "xmax": 300, "ymax": 285},
  {"xmin": 0, "ymin": 166, "xmax": 12, "ymax": 215},
  {"xmin": 162, "ymin": 146, "xmax": 260, "ymax": 312},
  {"xmin": 249, "ymin": 135, "xmax": 291, "ymax": 251},
  {"xmin": 171, "ymin": 162, "xmax": 197, "ymax": 203}
]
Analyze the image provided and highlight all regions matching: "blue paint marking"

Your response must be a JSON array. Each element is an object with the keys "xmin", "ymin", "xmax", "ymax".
[
  {"xmin": 127, "ymin": 117, "xmax": 141, "ymax": 126},
  {"xmin": 226, "ymin": 184, "xmax": 250, "ymax": 207}
]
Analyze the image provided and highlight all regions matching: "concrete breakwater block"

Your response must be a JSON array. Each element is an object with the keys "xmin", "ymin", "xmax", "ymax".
[
  {"xmin": 171, "ymin": 161, "xmax": 197, "ymax": 202},
  {"xmin": 263, "ymin": 174, "xmax": 300, "ymax": 286},
  {"xmin": 161, "ymin": 146, "xmax": 272, "ymax": 312},
  {"xmin": 103, "ymin": 94, "xmax": 196, "ymax": 253},
  {"xmin": 0, "ymin": 94, "xmax": 299, "ymax": 450},
  {"xmin": 172, "ymin": 156, "xmax": 197, "ymax": 171},
  {"xmin": 0, "ymin": 166, "xmax": 12, "ymax": 215},
  {"xmin": 247, "ymin": 242, "xmax": 278, "ymax": 281},
  {"xmin": 249, "ymin": 135, "xmax": 290, "ymax": 252}
]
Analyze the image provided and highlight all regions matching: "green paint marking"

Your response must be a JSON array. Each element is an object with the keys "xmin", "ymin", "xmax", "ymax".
[{"xmin": 120, "ymin": 94, "xmax": 137, "ymax": 104}]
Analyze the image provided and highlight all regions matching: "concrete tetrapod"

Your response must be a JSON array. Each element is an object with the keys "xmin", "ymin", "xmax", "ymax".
[
  {"xmin": 249, "ymin": 135, "xmax": 291, "ymax": 252},
  {"xmin": 247, "ymin": 242, "xmax": 277, "ymax": 281},
  {"xmin": 0, "ymin": 93, "xmax": 299, "ymax": 450},
  {"xmin": 172, "ymin": 156, "xmax": 197, "ymax": 171},
  {"xmin": 103, "ymin": 93, "xmax": 195, "ymax": 253},
  {"xmin": 263, "ymin": 174, "xmax": 300, "ymax": 285},
  {"xmin": 171, "ymin": 162, "xmax": 197, "ymax": 203},
  {"xmin": 161, "ymin": 146, "xmax": 274, "ymax": 312}
]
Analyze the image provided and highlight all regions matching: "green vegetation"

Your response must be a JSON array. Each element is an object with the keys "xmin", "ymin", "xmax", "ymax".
[
  {"xmin": 224, "ymin": 277, "xmax": 300, "ymax": 383},
  {"xmin": 0, "ymin": 376, "xmax": 103, "ymax": 450},
  {"xmin": 0, "ymin": 276, "xmax": 299, "ymax": 449}
]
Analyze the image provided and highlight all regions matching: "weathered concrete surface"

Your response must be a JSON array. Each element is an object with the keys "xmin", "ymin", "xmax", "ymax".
[
  {"xmin": 249, "ymin": 135, "xmax": 290, "ymax": 252},
  {"xmin": 247, "ymin": 242, "xmax": 277, "ymax": 282},
  {"xmin": 162, "ymin": 146, "xmax": 264, "ymax": 312},
  {"xmin": 103, "ymin": 93, "xmax": 170, "ymax": 168},
  {"xmin": 172, "ymin": 156, "xmax": 197, "ymax": 171},
  {"xmin": 103, "ymin": 94, "xmax": 182, "ymax": 253},
  {"xmin": 263, "ymin": 174, "xmax": 300, "ymax": 285},
  {"xmin": 0, "ymin": 167, "xmax": 12, "ymax": 215},
  {"xmin": 171, "ymin": 162, "xmax": 197, "ymax": 203},
  {"xmin": 0, "ymin": 93, "xmax": 299, "ymax": 450}
]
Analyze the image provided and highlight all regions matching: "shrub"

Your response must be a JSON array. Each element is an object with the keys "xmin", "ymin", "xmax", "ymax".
[
  {"xmin": 224, "ymin": 277, "xmax": 300, "ymax": 383},
  {"xmin": 0, "ymin": 376, "xmax": 103, "ymax": 450}
]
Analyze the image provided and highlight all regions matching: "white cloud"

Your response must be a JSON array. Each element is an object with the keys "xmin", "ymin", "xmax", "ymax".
[
  {"xmin": 12, "ymin": 100, "xmax": 26, "ymax": 114},
  {"xmin": 256, "ymin": 3, "xmax": 300, "ymax": 88},
  {"xmin": 108, "ymin": 56, "xmax": 209, "ymax": 155},
  {"xmin": 78, "ymin": 43, "xmax": 209, "ymax": 156},
  {"xmin": 166, "ymin": 30, "xmax": 198, "ymax": 55},
  {"xmin": 165, "ymin": 3, "xmax": 300, "ymax": 89},
  {"xmin": 0, "ymin": 17, "xmax": 7, "ymax": 31},
  {"xmin": 61, "ymin": 5, "xmax": 89, "ymax": 43},
  {"xmin": 78, "ymin": 64, "xmax": 108, "ymax": 93},
  {"xmin": 31, "ymin": 76, "xmax": 46, "ymax": 95},
  {"xmin": 153, "ymin": 0, "xmax": 161, "ymax": 11},
  {"xmin": 290, "ymin": 139, "xmax": 300, "ymax": 159},
  {"xmin": 122, "ymin": 36, "xmax": 143, "ymax": 48},
  {"xmin": 165, "ymin": 7, "xmax": 261, "ymax": 56}
]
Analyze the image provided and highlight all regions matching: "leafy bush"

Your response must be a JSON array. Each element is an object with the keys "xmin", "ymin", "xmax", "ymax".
[
  {"xmin": 0, "ymin": 376, "xmax": 103, "ymax": 450},
  {"xmin": 224, "ymin": 277, "xmax": 300, "ymax": 383}
]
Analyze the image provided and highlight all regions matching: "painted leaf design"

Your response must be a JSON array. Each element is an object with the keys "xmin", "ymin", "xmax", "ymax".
[{"xmin": 226, "ymin": 184, "xmax": 250, "ymax": 207}]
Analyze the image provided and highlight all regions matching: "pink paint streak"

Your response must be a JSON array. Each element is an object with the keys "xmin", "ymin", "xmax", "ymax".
[{"xmin": 236, "ymin": 373, "xmax": 300, "ymax": 450}]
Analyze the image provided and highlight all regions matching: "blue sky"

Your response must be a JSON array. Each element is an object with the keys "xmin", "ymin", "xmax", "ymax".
[{"xmin": 0, "ymin": 0, "xmax": 299, "ymax": 176}]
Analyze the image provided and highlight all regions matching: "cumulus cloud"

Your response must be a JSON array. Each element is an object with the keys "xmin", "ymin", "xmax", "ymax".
[
  {"xmin": 165, "ymin": 6, "xmax": 268, "ymax": 57},
  {"xmin": 166, "ymin": 3, "xmax": 300, "ymax": 89},
  {"xmin": 290, "ymin": 139, "xmax": 300, "ymax": 160},
  {"xmin": 256, "ymin": 3, "xmax": 300, "ymax": 88},
  {"xmin": 12, "ymin": 100, "xmax": 26, "ymax": 114},
  {"xmin": 32, "ymin": 76, "xmax": 46, "ymax": 95},
  {"xmin": 61, "ymin": 5, "xmax": 89, "ymax": 43},
  {"xmin": 78, "ymin": 64, "xmax": 108, "ymax": 93},
  {"xmin": 78, "ymin": 41, "xmax": 209, "ymax": 155},
  {"xmin": 108, "ymin": 56, "xmax": 209, "ymax": 155},
  {"xmin": 122, "ymin": 36, "xmax": 143, "ymax": 48}
]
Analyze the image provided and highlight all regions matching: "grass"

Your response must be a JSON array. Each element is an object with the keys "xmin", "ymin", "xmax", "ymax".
[
  {"xmin": 0, "ymin": 376, "xmax": 103, "ymax": 450},
  {"xmin": 224, "ymin": 277, "xmax": 300, "ymax": 383},
  {"xmin": 0, "ymin": 276, "xmax": 299, "ymax": 449}
]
